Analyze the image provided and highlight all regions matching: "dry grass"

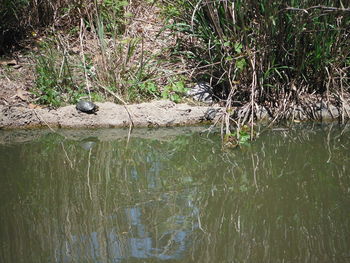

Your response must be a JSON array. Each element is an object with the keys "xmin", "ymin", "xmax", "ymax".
[{"xmin": 1, "ymin": 0, "xmax": 195, "ymax": 106}]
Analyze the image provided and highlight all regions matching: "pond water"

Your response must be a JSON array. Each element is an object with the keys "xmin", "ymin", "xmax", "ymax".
[{"xmin": 0, "ymin": 124, "xmax": 349, "ymax": 263}]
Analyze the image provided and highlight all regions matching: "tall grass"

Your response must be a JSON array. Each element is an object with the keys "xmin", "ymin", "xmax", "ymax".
[
  {"xmin": 166, "ymin": 0, "xmax": 350, "ymax": 101},
  {"xmin": 1, "ymin": 0, "xmax": 168, "ymax": 105},
  {"xmin": 2, "ymin": 0, "xmax": 348, "ymax": 111}
]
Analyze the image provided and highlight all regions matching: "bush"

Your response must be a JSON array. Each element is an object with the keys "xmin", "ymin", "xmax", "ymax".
[
  {"xmin": 0, "ymin": 0, "xmax": 125, "ymax": 54},
  {"xmin": 166, "ymin": 0, "xmax": 350, "ymax": 101},
  {"xmin": 0, "ymin": 0, "xmax": 28, "ymax": 53}
]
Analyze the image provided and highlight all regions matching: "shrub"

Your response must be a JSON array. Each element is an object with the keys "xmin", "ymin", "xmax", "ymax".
[{"xmin": 165, "ymin": 0, "xmax": 350, "ymax": 101}]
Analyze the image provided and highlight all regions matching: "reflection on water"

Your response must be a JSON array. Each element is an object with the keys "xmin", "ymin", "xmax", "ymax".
[{"xmin": 0, "ymin": 124, "xmax": 349, "ymax": 263}]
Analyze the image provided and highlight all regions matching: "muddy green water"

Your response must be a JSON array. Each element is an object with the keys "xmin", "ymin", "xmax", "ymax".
[{"xmin": 0, "ymin": 124, "xmax": 349, "ymax": 263}]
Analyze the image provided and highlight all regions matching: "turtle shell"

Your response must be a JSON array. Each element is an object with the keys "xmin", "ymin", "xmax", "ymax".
[
  {"xmin": 204, "ymin": 108, "xmax": 217, "ymax": 121},
  {"xmin": 76, "ymin": 100, "xmax": 99, "ymax": 114}
]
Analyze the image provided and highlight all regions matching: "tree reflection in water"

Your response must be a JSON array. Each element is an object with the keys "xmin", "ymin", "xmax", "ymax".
[{"xmin": 0, "ymin": 124, "xmax": 349, "ymax": 262}]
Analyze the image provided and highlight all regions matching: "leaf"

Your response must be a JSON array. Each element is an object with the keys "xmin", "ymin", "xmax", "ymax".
[
  {"xmin": 16, "ymin": 88, "xmax": 29, "ymax": 101},
  {"xmin": 161, "ymin": 90, "xmax": 169, "ymax": 99},
  {"xmin": 28, "ymin": 103, "xmax": 42, "ymax": 109},
  {"xmin": 234, "ymin": 43, "xmax": 243, "ymax": 53},
  {"xmin": 226, "ymin": 56, "xmax": 233, "ymax": 62},
  {"xmin": 170, "ymin": 94, "xmax": 181, "ymax": 103},
  {"xmin": 236, "ymin": 58, "xmax": 247, "ymax": 71},
  {"xmin": 173, "ymin": 81, "xmax": 185, "ymax": 92},
  {"xmin": 239, "ymin": 133, "xmax": 250, "ymax": 143}
]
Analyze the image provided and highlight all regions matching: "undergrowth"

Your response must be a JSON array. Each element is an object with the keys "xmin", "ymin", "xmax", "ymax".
[
  {"xmin": 2, "ymin": 0, "xmax": 189, "ymax": 106},
  {"xmin": 162, "ymin": 0, "xmax": 350, "ymax": 142},
  {"xmin": 163, "ymin": 0, "xmax": 350, "ymax": 100}
]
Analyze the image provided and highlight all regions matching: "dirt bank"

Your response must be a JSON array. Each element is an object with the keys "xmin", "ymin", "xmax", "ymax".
[
  {"xmin": 0, "ymin": 100, "xmax": 223, "ymax": 129},
  {"xmin": 1, "ymin": 99, "xmax": 349, "ymax": 130}
]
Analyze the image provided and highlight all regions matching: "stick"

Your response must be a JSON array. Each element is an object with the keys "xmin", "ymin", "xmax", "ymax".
[
  {"xmin": 32, "ymin": 109, "xmax": 56, "ymax": 133},
  {"xmin": 97, "ymin": 84, "xmax": 134, "ymax": 143}
]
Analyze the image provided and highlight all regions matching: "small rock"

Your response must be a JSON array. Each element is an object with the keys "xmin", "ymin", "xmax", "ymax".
[{"xmin": 187, "ymin": 82, "xmax": 214, "ymax": 103}]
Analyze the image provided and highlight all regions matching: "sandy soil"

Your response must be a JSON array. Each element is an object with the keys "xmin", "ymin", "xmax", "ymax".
[
  {"xmin": 2, "ymin": 97, "xmax": 350, "ymax": 130},
  {"xmin": 0, "ymin": 100, "xmax": 223, "ymax": 129}
]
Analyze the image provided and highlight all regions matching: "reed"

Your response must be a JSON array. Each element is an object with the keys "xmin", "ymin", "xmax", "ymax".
[
  {"xmin": 166, "ymin": 0, "xmax": 350, "ymax": 100},
  {"xmin": 2, "ymin": 1, "xmax": 348, "ymax": 111}
]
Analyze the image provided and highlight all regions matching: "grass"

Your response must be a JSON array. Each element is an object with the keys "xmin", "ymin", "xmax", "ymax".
[
  {"xmin": 160, "ymin": 0, "xmax": 350, "ymax": 141},
  {"xmin": 1, "ymin": 0, "xmax": 192, "ymax": 106},
  {"xmin": 165, "ymin": 0, "xmax": 350, "ymax": 96}
]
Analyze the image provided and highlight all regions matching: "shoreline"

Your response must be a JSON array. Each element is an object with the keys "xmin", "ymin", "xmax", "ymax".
[
  {"xmin": 1, "ymin": 99, "xmax": 349, "ymax": 130},
  {"xmin": 0, "ymin": 100, "xmax": 220, "ymax": 129}
]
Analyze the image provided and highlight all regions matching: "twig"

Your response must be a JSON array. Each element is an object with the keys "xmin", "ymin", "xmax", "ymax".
[
  {"xmin": 201, "ymin": 109, "xmax": 224, "ymax": 135},
  {"xmin": 32, "ymin": 109, "xmax": 56, "ymax": 133},
  {"xmin": 285, "ymin": 5, "xmax": 350, "ymax": 13},
  {"xmin": 191, "ymin": 0, "xmax": 205, "ymax": 32},
  {"xmin": 80, "ymin": 18, "xmax": 91, "ymax": 100},
  {"xmin": 249, "ymin": 52, "xmax": 257, "ymax": 140},
  {"xmin": 97, "ymin": 84, "xmax": 134, "ymax": 144}
]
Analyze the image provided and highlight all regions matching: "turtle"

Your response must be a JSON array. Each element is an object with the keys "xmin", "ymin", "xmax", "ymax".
[
  {"xmin": 204, "ymin": 108, "xmax": 219, "ymax": 121},
  {"xmin": 76, "ymin": 100, "xmax": 99, "ymax": 114}
]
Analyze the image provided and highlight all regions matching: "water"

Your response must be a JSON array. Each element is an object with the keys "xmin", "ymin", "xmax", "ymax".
[{"xmin": 0, "ymin": 124, "xmax": 349, "ymax": 263}]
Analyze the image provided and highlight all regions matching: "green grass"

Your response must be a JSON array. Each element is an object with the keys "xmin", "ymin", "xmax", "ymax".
[
  {"xmin": 32, "ymin": 43, "xmax": 85, "ymax": 107},
  {"xmin": 1, "ymin": 0, "xmax": 190, "ymax": 106}
]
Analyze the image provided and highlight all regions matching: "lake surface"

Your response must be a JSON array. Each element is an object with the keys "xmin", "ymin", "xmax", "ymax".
[{"xmin": 0, "ymin": 124, "xmax": 349, "ymax": 263}]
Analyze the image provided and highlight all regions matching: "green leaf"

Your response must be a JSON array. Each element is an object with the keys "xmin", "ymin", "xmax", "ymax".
[
  {"xmin": 234, "ymin": 43, "xmax": 243, "ymax": 53},
  {"xmin": 236, "ymin": 58, "xmax": 247, "ymax": 71},
  {"xmin": 226, "ymin": 56, "xmax": 233, "ymax": 62},
  {"xmin": 161, "ymin": 90, "xmax": 169, "ymax": 99}
]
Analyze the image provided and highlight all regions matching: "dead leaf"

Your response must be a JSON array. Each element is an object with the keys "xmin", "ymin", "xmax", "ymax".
[
  {"xmin": 16, "ymin": 88, "xmax": 29, "ymax": 101},
  {"xmin": 13, "ymin": 64, "xmax": 22, "ymax": 69},
  {"xmin": 71, "ymin": 47, "xmax": 80, "ymax": 54},
  {"xmin": 28, "ymin": 103, "xmax": 42, "ymax": 109},
  {"xmin": 0, "ymin": 59, "xmax": 17, "ymax": 66}
]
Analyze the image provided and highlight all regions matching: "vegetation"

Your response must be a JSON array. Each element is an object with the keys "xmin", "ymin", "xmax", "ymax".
[
  {"xmin": 0, "ymin": 0, "xmax": 349, "ymax": 141},
  {"xmin": 161, "ymin": 0, "xmax": 350, "ymax": 140},
  {"xmin": 165, "ymin": 0, "xmax": 350, "ymax": 97},
  {"xmin": 1, "ymin": 0, "xmax": 188, "ymax": 106}
]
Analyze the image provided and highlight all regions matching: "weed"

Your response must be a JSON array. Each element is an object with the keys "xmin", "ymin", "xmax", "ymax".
[
  {"xmin": 32, "ymin": 41, "xmax": 87, "ymax": 107},
  {"xmin": 166, "ymin": 0, "xmax": 349, "ymax": 99},
  {"xmin": 161, "ymin": 80, "xmax": 188, "ymax": 103},
  {"xmin": 224, "ymin": 125, "xmax": 254, "ymax": 149},
  {"xmin": 98, "ymin": 0, "xmax": 129, "ymax": 35}
]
